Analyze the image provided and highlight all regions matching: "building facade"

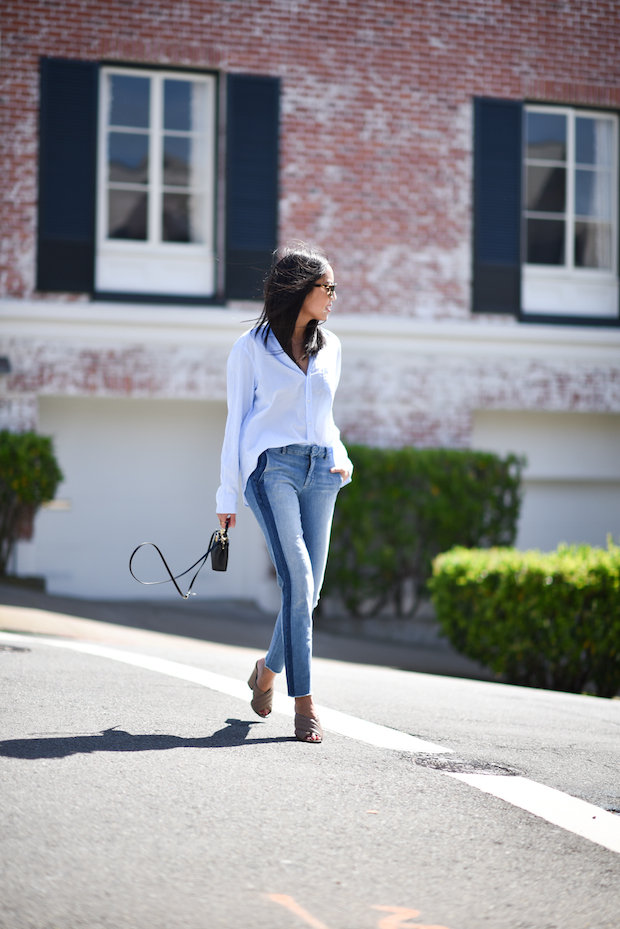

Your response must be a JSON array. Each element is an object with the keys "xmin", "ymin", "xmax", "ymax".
[{"xmin": 1, "ymin": 0, "xmax": 619, "ymax": 602}]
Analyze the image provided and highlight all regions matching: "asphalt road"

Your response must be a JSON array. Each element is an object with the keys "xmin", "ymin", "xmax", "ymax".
[{"xmin": 1, "ymin": 607, "xmax": 620, "ymax": 929}]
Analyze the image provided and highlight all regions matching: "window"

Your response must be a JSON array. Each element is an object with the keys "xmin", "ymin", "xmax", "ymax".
[
  {"xmin": 36, "ymin": 58, "xmax": 280, "ymax": 302},
  {"xmin": 472, "ymin": 97, "xmax": 619, "ymax": 323},
  {"xmin": 96, "ymin": 67, "xmax": 216, "ymax": 297},
  {"xmin": 523, "ymin": 106, "xmax": 618, "ymax": 319}
]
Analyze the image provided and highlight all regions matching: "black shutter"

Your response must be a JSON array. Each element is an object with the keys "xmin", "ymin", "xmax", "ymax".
[
  {"xmin": 225, "ymin": 74, "xmax": 280, "ymax": 299},
  {"xmin": 37, "ymin": 58, "xmax": 98, "ymax": 292},
  {"xmin": 473, "ymin": 98, "xmax": 523, "ymax": 314}
]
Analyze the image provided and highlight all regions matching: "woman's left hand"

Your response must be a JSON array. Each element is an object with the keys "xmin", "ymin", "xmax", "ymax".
[{"xmin": 330, "ymin": 467, "xmax": 350, "ymax": 482}]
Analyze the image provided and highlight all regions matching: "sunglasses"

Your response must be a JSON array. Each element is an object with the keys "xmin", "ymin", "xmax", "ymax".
[{"xmin": 314, "ymin": 282, "xmax": 337, "ymax": 298}]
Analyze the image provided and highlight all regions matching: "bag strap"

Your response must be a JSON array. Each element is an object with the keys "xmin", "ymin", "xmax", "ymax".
[{"xmin": 129, "ymin": 525, "xmax": 228, "ymax": 600}]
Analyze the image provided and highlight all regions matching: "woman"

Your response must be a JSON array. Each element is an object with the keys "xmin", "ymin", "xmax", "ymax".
[{"xmin": 216, "ymin": 243, "xmax": 352, "ymax": 743}]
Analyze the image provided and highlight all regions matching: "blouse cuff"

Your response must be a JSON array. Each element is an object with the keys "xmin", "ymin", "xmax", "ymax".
[
  {"xmin": 332, "ymin": 441, "xmax": 353, "ymax": 487},
  {"xmin": 215, "ymin": 490, "xmax": 238, "ymax": 515}
]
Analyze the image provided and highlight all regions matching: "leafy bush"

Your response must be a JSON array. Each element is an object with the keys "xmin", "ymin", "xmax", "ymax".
[
  {"xmin": 430, "ymin": 542, "xmax": 620, "ymax": 697},
  {"xmin": 323, "ymin": 445, "xmax": 523, "ymax": 617},
  {"xmin": 0, "ymin": 430, "xmax": 63, "ymax": 575}
]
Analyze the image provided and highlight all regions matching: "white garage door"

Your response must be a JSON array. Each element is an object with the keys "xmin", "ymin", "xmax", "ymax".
[
  {"xmin": 472, "ymin": 410, "xmax": 620, "ymax": 551},
  {"xmin": 23, "ymin": 396, "xmax": 278, "ymax": 606}
]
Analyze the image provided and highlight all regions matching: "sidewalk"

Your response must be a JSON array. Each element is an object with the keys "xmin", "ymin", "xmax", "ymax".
[{"xmin": 0, "ymin": 581, "xmax": 495, "ymax": 681}]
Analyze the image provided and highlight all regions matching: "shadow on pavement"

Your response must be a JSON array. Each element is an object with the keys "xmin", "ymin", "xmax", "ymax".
[{"xmin": 0, "ymin": 719, "xmax": 297, "ymax": 759}]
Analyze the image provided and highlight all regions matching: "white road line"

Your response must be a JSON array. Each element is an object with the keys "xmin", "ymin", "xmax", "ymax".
[
  {"xmin": 0, "ymin": 632, "xmax": 450, "ymax": 755},
  {"xmin": 448, "ymin": 774, "xmax": 620, "ymax": 856},
  {"xmin": 4, "ymin": 630, "xmax": 620, "ymax": 857}
]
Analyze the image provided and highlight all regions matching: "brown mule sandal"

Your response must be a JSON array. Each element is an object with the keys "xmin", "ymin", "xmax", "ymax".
[
  {"xmin": 295, "ymin": 713, "xmax": 323, "ymax": 743},
  {"xmin": 247, "ymin": 661, "xmax": 274, "ymax": 718}
]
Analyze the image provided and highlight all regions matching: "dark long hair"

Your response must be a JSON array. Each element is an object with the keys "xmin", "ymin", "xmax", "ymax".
[{"xmin": 255, "ymin": 242, "xmax": 329, "ymax": 361}]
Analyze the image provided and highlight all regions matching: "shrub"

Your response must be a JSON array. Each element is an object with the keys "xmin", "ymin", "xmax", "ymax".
[
  {"xmin": 430, "ymin": 542, "xmax": 620, "ymax": 698},
  {"xmin": 323, "ymin": 445, "xmax": 523, "ymax": 617},
  {"xmin": 0, "ymin": 430, "xmax": 63, "ymax": 575}
]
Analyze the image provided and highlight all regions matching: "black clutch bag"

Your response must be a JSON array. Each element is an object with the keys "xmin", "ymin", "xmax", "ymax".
[
  {"xmin": 129, "ymin": 524, "xmax": 229, "ymax": 599},
  {"xmin": 210, "ymin": 527, "xmax": 229, "ymax": 572}
]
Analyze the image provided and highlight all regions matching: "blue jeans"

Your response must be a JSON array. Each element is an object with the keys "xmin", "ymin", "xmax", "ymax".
[{"xmin": 245, "ymin": 445, "xmax": 342, "ymax": 697}]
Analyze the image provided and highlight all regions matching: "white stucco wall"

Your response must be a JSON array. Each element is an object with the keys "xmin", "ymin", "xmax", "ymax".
[{"xmin": 472, "ymin": 410, "xmax": 620, "ymax": 550}]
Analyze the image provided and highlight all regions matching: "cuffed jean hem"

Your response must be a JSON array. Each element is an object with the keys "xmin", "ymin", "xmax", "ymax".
[{"xmin": 245, "ymin": 444, "xmax": 341, "ymax": 698}]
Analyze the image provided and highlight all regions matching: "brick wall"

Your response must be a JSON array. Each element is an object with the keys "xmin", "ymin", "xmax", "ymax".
[
  {"xmin": 335, "ymin": 345, "xmax": 620, "ymax": 449},
  {"xmin": 2, "ymin": 0, "xmax": 620, "ymax": 316}
]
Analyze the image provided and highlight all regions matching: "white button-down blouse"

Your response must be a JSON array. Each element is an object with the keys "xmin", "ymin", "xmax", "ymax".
[{"xmin": 216, "ymin": 327, "xmax": 353, "ymax": 514}]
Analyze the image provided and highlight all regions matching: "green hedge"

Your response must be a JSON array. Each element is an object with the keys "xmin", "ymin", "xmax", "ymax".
[
  {"xmin": 430, "ymin": 542, "xmax": 620, "ymax": 698},
  {"xmin": 0, "ymin": 430, "xmax": 63, "ymax": 575},
  {"xmin": 322, "ymin": 445, "xmax": 523, "ymax": 617}
]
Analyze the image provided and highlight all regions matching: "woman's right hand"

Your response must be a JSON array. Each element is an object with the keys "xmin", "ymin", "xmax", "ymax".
[{"xmin": 217, "ymin": 513, "xmax": 236, "ymax": 529}]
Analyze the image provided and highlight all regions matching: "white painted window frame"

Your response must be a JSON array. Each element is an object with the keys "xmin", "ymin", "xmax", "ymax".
[
  {"xmin": 522, "ymin": 104, "xmax": 619, "ymax": 319},
  {"xmin": 95, "ymin": 66, "xmax": 217, "ymax": 297}
]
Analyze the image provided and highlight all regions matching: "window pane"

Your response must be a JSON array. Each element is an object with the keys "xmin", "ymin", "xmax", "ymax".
[
  {"xmin": 164, "ymin": 80, "xmax": 192, "ymax": 131},
  {"xmin": 163, "ymin": 135, "xmax": 208, "ymax": 188},
  {"xmin": 109, "ymin": 75, "xmax": 150, "ymax": 128},
  {"xmin": 162, "ymin": 193, "xmax": 204, "ymax": 243},
  {"xmin": 163, "ymin": 136, "xmax": 190, "ymax": 187},
  {"xmin": 526, "ymin": 165, "xmax": 566, "ymax": 212},
  {"xmin": 575, "ymin": 222, "xmax": 612, "ymax": 268},
  {"xmin": 576, "ymin": 117, "xmax": 613, "ymax": 167},
  {"xmin": 108, "ymin": 132, "xmax": 149, "ymax": 184},
  {"xmin": 162, "ymin": 193, "xmax": 190, "ymax": 241},
  {"xmin": 526, "ymin": 218, "xmax": 565, "ymax": 264},
  {"xmin": 164, "ymin": 79, "xmax": 207, "ymax": 133},
  {"xmin": 108, "ymin": 189, "xmax": 148, "ymax": 239},
  {"xmin": 526, "ymin": 112, "xmax": 567, "ymax": 161},
  {"xmin": 575, "ymin": 170, "xmax": 612, "ymax": 219}
]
